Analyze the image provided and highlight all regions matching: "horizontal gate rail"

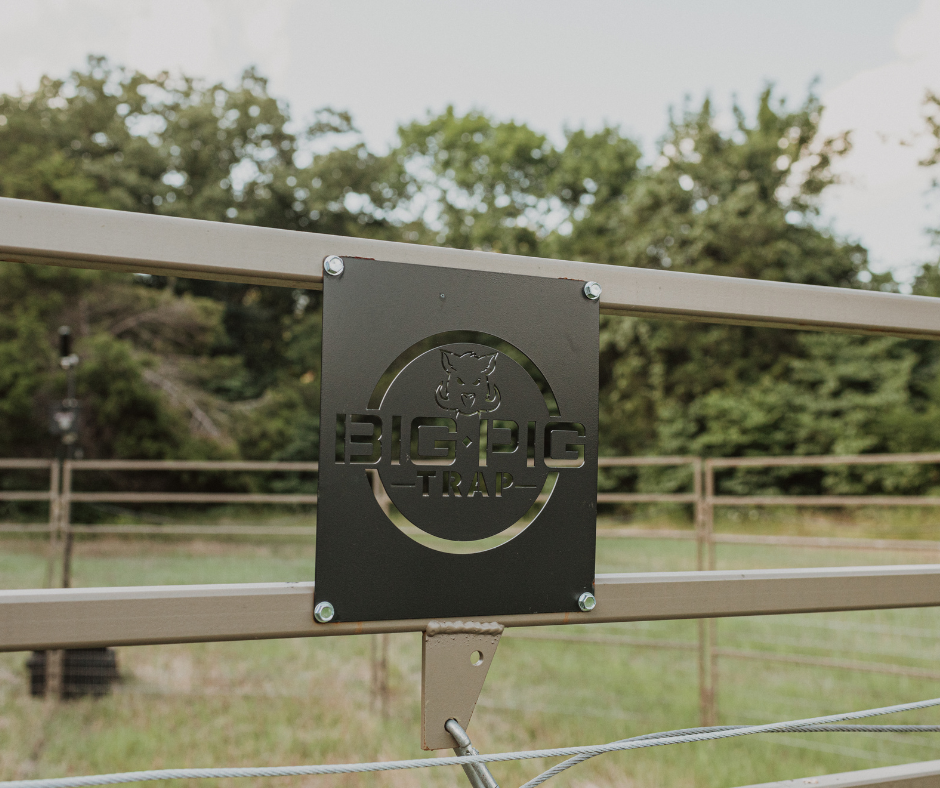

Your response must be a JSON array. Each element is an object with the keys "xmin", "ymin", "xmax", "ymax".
[
  {"xmin": 61, "ymin": 459, "xmax": 321, "ymax": 508},
  {"xmin": 712, "ymin": 495, "xmax": 940, "ymax": 506},
  {"xmin": 2, "ymin": 198, "xmax": 940, "ymax": 339},
  {"xmin": 4, "ymin": 565, "xmax": 940, "ymax": 652},
  {"xmin": 66, "ymin": 460, "xmax": 320, "ymax": 471},
  {"xmin": 0, "ymin": 456, "xmax": 701, "ymax": 536},
  {"xmin": 705, "ymin": 454, "xmax": 940, "ymax": 514},
  {"xmin": 708, "ymin": 452, "xmax": 940, "ymax": 467},
  {"xmin": 734, "ymin": 759, "xmax": 940, "ymax": 788},
  {"xmin": 67, "ymin": 492, "xmax": 319, "ymax": 504},
  {"xmin": 0, "ymin": 459, "xmax": 57, "ymax": 502}
]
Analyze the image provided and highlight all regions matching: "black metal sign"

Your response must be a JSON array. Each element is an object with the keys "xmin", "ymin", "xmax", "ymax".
[{"xmin": 315, "ymin": 258, "xmax": 599, "ymax": 622}]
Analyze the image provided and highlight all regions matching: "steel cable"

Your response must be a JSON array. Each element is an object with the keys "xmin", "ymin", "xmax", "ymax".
[
  {"xmin": 2, "ymin": 698, "xmax": 940, "ymax": 788},
  {"xmin": 516, "ymin": 724, "xmax": 940, "ymax": 788}
]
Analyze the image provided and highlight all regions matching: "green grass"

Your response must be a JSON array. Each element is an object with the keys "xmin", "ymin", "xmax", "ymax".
[{"xmin": 3, "ymin": 532, "xmax": 940, "ymax": 788}]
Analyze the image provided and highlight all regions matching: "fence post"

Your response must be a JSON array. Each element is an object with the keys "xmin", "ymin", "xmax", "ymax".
[
  {"xmin": 693, "ymin": 458, "xmax": 705, "ymax": 571},
  {"xmin": 44, "ymin": 460, "xmax": 61, "ymax": 589},
  {"xmin": 59, "ymin": 460, "xmax": 74, "ymax": 589},
  {"xmin": 370, "ymin": 631, "xmax": 390, "ymax": 717},
  {"xmin": 695, "ymin": 458, "xmax": 705, "ymax": 724},
  {"xmin": 44, "ymin": 460, "xmax": 64, "ymax": 699},
  {"xmin": 700, "ymin": 459, "xmax": 718, "ymax": 725}
]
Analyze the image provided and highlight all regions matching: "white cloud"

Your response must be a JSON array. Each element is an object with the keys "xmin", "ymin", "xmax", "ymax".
[
  {"xmin": 0, "ymin": 1, "xmax": 936, "ymax": 284},
  {"xmin": 0, "ymin": 1, "xmax": 297, "ymax": 93},
  {"xmin": 818, "ymin": 0, "xmax": 940, "ymax": 283}
]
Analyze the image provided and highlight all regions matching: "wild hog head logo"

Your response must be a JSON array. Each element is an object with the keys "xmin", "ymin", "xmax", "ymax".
[{"xmin": 435, "ymin": 350, "xmax": 500, "ymax": 416}]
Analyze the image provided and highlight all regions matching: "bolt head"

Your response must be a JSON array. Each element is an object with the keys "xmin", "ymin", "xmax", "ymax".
[
  {"xmin": 323, "ymin": 255, "xmax": 345, "ymax": 276},
  {"xmin": 578, "ymin": 592, "xmax": 597, "ymax": 612},
  {"xmin": 314, "ymin": 600, "xmax": 335, "ymax": 623},
  {"xmin": 583, "ymin": 281, "xmax": 602, "ymax": 300}
]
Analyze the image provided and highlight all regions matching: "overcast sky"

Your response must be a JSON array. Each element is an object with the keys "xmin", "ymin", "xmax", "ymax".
[{"xmin": 2, "ymin": 0, "xmax": 939, "ymax": 284}]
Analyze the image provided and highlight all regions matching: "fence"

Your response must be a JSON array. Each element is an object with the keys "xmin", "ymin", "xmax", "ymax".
[
  {"xmin": 5, "ymin": 197, "xmax": 940, "ymax": 786},
  {"xmin": 6, "ymin": 452, "xmax": 940, "ymax": 726}
]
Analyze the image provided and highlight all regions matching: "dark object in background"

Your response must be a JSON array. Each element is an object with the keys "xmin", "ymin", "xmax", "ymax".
[
  {"xmin": 58, "ymin": 325, "xmax": 72, "ymax": 359},
  {"xmin": 26, "ymin": 648, "xmax": 119, "ymax": 699}
]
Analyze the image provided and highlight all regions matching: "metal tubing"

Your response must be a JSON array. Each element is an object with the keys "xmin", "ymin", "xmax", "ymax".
[
  {"xmin": 69, "ymin": 460, "xmax": 318, "ymax": 471},
  {"xmin": 444, "ymin": 720, "xmax": 500, "ymax": 788},
  {"xmin": 598, "ymin": 456, "xmax": 699, "ymax": 467},
  {"xmin": 708, "ymin": 453, "xmax": 940, "ymax": 468},
  {"xmin": 44, "ymin": 461, "xmax": 61, "ymax": 588},
  {"xmin": 59, "ymin": 460, "xmax": 73, "ymax": 588},
  {"xmin": 5, "ymin": 565, "xmax": 940, "ymax": 652},
  {"xmin": 66, "ymin": 524, "xmax": 318, "ymax": 536},
  {"xmin": 66, "ymin": 493, "xmax": 319, "ymax": 504},
  {"xmin": 597, "ymin": 493, "xmax": 698, "ymax": 503},
  {"xmin": 732, "ymin": 760, "xmax": 940, "ymax": 788},
  {"xmin": 710, "ymin": 495, "xmax": 940, "ymax": 507},
  {"xmin": 0, "ymin": 491, "xmax": 53, "ymax": 501},
  {"xmin": 3, "ymin": 198, "xmax": 940, "ymax": 339},
  {"xmin": 0, "ymin": 459, "xmax": 54, "ymax": 468},
  {"xmin": 702, "ymin": 463, "xmax": 718, "ymax": 725}
]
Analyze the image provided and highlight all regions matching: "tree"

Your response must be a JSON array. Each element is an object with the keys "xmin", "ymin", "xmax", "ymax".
[
  {"xmin": 581, "ymin": 91, "xmax": 901, "ymax": 483},
  {"xmin": 3, "ymin": 60, "xmax": 937, "ymax": 501},
  {"xmin": 0, "ymin": 262, "xmax": 226, "ymax": 460},
  {"xmin": 0, "ymin": 57, "xmax": 399, "ymax": 464},
  {"xmin": 382, "ymin": 106, "xmax": 642, "ymax": 256}
]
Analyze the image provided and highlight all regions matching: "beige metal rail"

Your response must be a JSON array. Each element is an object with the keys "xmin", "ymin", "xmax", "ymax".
[
  {"xmin": 4, "ymin": 565, "xmax": 940, "ymax": 652},
  {"xmin": 4, "ymin": 197, "xmax": 940, "ymax": 781},
  {"xmin": 0, "ymin": 454, "xmax": 702, "ymax": 536},
  {"xmin": 0, "ymin": 459, "xmax": 60, "ymax": 586},
  {"xmin": 53, "ymin": 460, "xmax": 319, "ymax": 587},
  {"xmin": 733, "ymin": 760, "xmax": 940, "ymax": 788},
  {"xmin": 3, "ymin": 197, "xmax": 940, "ymax": 339},
  {"xmin": 6, "ymin": 452, "xmax": 940, "ymax": 727},
  {"xmin": 698, "ymin": 452, "xmax": 940, "ymax": 726}
]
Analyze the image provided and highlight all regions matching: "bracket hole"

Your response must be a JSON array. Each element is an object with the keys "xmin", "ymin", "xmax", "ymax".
[{"xmin": 470, "ymin": 650, "xmax": 484, "ymax": 666}]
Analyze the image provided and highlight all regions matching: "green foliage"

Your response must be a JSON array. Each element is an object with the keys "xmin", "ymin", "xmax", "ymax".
[
  {"xmin": 590, "ymin": 91, "xmax": 900, "ymax": 489},
  {"xmin": 0, "ymin": 56, "xmax": 396, "ymax": 466},
  {"xmin": 385, "ymin": 106, "xmax": 641, "ymax": 255},
  {"xmin": 3, "ymin": 59, "xmax": 940, "ymax": 499},
  {"xmin": 0, "ymin": 260, "xmax": 226, "ymax": 460}
]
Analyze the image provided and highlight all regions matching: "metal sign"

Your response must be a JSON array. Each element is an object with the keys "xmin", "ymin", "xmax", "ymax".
[{"xmin": 315, "ymin": 258, "xmax": 599, "ymax": 622}]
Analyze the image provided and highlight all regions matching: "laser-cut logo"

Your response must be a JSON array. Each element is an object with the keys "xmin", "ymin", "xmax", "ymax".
[
  {"xmin": 337, "ymin": 342, "xmax": 585, "ymax": 546},
  {"xmin": 435, "ymin": 350, "xmax": 501, "ymax": 416}
]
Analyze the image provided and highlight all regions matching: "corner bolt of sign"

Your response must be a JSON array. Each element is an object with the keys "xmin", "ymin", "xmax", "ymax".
[
  {"xmin": 314, "ymin": 600, "xmax": 335, "ymax": 623},
  {"xmin": 323, "ymin": 255, "xmax": 345, "ymax": 277},
  {"xmin": 583, "ymin": 281, "xmax": 602, "ymax": 301},
  {"xmin": 578, "ymin": 591, "xmax": 597, "ymax": 612}
]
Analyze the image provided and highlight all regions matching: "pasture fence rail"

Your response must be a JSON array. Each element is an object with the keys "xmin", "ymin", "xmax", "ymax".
[
  {"xmin": 6, "ymin": 453, "xmax": 940, "ymax": 724},
  {"xmin": 5, "ymin": 196, "xmax": 940, "ymax": 787}
]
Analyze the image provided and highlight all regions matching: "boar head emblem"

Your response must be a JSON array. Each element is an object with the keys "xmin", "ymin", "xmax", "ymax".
[{"xmin": 435, "ymin": 350, "xmax": 501, "ymax": 416}]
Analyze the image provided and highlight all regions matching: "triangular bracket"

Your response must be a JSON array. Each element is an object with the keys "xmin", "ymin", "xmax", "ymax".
[{"xmin": 421, "ymin": 620, "xmax": 503, "ymax": 750}]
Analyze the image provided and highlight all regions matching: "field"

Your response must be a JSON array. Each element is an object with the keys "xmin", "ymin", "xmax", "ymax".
[{"xmin": 3, "ymin": 512, "xmax": 940, "ymax": 788}]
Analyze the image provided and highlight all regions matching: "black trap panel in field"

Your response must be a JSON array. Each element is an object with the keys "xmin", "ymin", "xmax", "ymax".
[{"xmin": 315, "ymin": 258, "xmax": 599, "ymax": 622}]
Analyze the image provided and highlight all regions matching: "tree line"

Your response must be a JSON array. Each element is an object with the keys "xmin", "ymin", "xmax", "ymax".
[{"xmin": 2, "ymin": 57, "xmax": 940, "ymax": 497}]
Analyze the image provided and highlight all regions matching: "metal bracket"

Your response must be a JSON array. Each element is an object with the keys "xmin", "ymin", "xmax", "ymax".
[{"xmin": 421, "ymin": 620, "xmax": 503, "ymax": 751}]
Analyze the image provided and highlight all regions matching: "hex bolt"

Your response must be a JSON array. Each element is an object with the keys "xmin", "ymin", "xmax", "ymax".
[
  {"xmin": 583, "ymin": 281, "xmax": 602, "ymax": 300},
  {"xmin": 578, "ymin": 591, "xmax": 597, "ymax": 612},
  {"xmin": 323, "ymin": 255, "xmax": 345, "ymax": 276},
  {"xmin": 314, "ymin": 600, "xmax": 335, "ymax": 623}
]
